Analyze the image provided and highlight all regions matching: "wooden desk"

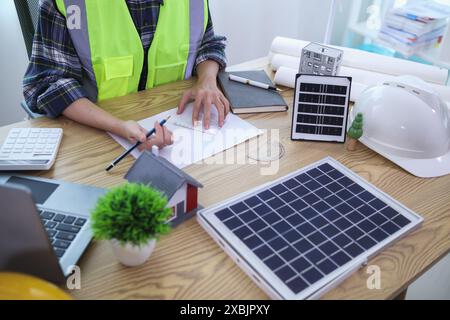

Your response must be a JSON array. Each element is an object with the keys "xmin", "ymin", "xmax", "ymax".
[{"xmin": 1, "ymin": 58, "xmax": 449, "ymax": 300}]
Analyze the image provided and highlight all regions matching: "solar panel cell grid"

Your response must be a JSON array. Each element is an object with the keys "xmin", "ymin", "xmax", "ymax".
[
  {"xmin": 213, "ymin": 161, "xmax": 413, "ymax": 295},
  {"xmin": 293, "ymin": 76, "xmax": 351, "ymax": 143}
]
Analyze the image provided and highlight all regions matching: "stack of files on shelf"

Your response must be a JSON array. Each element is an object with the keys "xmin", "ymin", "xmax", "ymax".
[{"xmin": 378, "ymin": 1, "xmax": 450, "ymax": 57}]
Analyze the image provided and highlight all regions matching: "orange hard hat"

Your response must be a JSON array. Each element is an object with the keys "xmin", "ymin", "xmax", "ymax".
[{"xmin": 0, "ymin": 272, "xmax": 71, "ymax": 300}]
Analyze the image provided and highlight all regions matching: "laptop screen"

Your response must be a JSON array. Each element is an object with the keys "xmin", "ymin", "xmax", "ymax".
[{"xmin": 7, "ymin": 176, "xmax": 59, "ymax": 204}]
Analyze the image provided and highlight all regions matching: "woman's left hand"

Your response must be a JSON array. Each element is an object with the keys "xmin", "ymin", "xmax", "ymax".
[{"xmin": 177, "ymin": 62, "xmax": 230, "ymax": 129}]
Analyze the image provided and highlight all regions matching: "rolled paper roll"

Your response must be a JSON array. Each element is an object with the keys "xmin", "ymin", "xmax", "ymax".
[
  {"xmin": 271, "ymin": 54, "xmax": 300, "ymax": 71},
  {"xmin": 269, "ymin": 36, "xmax": 448, "ymax": 85},
  {"xmin": 340, "ymin": 46, "xmax": 448, "ymax": 85},
  {"xmin": 338, "ymin": 66, "xmax": 391, "ymax": 86},
  {"xmin": 270, "ymin": 36, "xmax": 309, "ymax": 58},
  {"xmin": 274, "ymin": 66, "xmax": 368, "ymax": 102},
  {"xmin": 338, "ymin": 66, "xmax": 450, "ymax": 102},
  {"xmin": 273, "ymin": 66, "xmax": 297, "ymax": 88}
]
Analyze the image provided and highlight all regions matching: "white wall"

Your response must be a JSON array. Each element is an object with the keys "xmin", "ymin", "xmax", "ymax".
[
  {"xmin": 209, "ymin": 0, "xmax": 352, "ymax": 66},
  {"xmin": 0, "ymin": 1, "xmax": 28, "ymax": 126}
]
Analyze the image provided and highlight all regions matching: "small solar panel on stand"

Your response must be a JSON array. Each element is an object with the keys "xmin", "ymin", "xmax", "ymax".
[
  {"xmin": 347, "ymin": 113, "xmax": 363, "ymax": 152},
  {"xmin": 291, "ymin": 74, "xmax": 352, "ymax": 143}
]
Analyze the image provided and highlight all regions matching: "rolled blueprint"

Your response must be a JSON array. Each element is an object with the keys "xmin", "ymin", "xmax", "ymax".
[
  {"xmin": 339, "ymin": 66, "xmax": 389, "ymax": 86},
  {"xmin": 271, "ymin": 54, "xmax": 300, "ymax": 71},
  {"xmin": 274, "ymin": 66, "xmax": 297, "ymax": 88},
  {"xmin": 270, "ymin": 36, "xmax": 449, "ymax": 85},
  {"xmin": 274, "ymin": 66, "xmax": 364, "ymax": 102},
  {"xmin": 339, "ymin": 66, "xmax": 450, "ymax": 101},
  {"xmin": 274, "ymin": 65, "xmax": 450, "ymax": 103},
  {"xmin": 270, "ymin": 37, "xmax": 309, "ymax": 58}
]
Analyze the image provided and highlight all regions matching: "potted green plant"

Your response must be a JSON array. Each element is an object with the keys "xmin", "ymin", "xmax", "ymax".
[
  {"xmin": 91, "ymin": 183, "xmax": 172, "ymax": 267},
  {"xmin": 347, "ymin": 113, "xmax": 364, "ymax": 151}
]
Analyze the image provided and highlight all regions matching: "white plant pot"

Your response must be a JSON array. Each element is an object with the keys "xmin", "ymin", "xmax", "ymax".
[{"xmin": 110, "ymin": 239, "xmax": 156, "ymax": 267}]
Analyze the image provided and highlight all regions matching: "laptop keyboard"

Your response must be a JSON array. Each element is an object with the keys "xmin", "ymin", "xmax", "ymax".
[{"xmin": 38, "ymin": 209, "xmax": 87, "ymax": 259}]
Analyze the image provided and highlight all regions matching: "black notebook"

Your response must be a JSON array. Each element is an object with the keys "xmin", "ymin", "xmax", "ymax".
[{"xmin": 218, "ymin": 71, "xmax": 288, "ymax": 114}]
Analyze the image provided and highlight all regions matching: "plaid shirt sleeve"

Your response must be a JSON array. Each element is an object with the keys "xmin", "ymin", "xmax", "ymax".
[
  {"xmin": 23, "ymin": 0, "xmax": 88, "ymax": 118},
  {"xmin": 194, "ymin": 7, "xmax": 227, "ymax": 72}
]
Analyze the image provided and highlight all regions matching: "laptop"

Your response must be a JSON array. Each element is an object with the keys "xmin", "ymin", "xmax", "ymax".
[{"xmin": 0, "ymin": 175, "xmax": 106, "ymax": 284}]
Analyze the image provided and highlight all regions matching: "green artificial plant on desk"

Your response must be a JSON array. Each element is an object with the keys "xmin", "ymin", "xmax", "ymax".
[
  {"xmin": 91, "ymin": 183, "xmax": 172, "ymax": 267},
  {"xmin": 347, "ymin": 113, "xmax": 363, "ymax": 151}
]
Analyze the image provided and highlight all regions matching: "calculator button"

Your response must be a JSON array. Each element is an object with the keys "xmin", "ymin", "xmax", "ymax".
[{"xmin": 19, "ymin": 129, "xmax": 30, "ymax": 138}]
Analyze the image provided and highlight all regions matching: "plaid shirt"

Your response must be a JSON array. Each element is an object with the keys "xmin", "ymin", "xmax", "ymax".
[{"xmin": 23, "ymin": 0, "xmax": 227, "ymax": 117}]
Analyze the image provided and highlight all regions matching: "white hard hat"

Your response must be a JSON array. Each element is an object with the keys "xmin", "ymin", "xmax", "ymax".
[{"xmin": 350, "ymin": 75, "xmax": 450, "ymax": 178}]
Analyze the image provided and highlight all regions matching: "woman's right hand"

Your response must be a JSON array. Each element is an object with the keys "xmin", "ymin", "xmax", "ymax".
[{"xmin": 120, "ymin": 120, "xmax": 173, "ymax": 152}]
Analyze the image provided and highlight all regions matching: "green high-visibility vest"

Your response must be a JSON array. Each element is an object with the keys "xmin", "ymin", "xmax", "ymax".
[{"xmin": 55, "ymin": 0, "xmax": 208, "ymax": 101}]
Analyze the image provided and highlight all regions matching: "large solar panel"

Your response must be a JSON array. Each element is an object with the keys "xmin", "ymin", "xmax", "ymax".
[
  {"xmin": 198, "ymin": 157, "xmax": 423, "ymax": 299},
  {"xmin": 291, "ymin": 74, "xmax": 351, "ymax": 143}
]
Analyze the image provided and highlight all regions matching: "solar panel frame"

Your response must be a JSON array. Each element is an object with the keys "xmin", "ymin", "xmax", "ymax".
[
  {"xmin": 291, "ymin": 74, "xmax": 352, "ymax": 143},
  {"xmin": 197, "ymin": 157, "xmax": 423, "ymax": 300}
]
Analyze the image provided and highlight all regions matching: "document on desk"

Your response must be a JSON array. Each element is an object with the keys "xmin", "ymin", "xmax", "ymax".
[{"xmin": 109, "ymin": 103, "xmax": 263, "ymax": 168}]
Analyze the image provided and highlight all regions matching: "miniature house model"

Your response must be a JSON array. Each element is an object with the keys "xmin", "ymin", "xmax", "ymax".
[
  {"xmin": 299, "ymin": 42, "xmax": 343, "ymax": 76},
  {"xmin": 124, "ymin": 149, "xmax": 203, "ymax": 227}
]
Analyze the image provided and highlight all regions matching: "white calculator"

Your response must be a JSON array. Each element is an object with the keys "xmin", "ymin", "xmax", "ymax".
[{"xmin": 0, "ymin": 128, "xmax": 63, "ymax": 171}]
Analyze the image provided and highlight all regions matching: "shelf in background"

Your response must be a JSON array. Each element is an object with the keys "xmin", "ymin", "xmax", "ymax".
[{"xmin": 348, "ymin": 21, "xmax": 450, "ymax": 71}]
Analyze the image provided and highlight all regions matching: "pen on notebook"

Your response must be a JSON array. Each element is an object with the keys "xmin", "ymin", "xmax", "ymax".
[
  {"xmin": 105, "ymin": 115, "xmax": 171, "ymax": 172},
  {"xmin": 229, "ymin": 74, "xmax": 282, "ymax": 92}
]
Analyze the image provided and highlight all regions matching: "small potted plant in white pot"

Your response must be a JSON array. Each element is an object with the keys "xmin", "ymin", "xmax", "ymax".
[{"xmin": 90, "ymin": 183, "xmax": 172, "ymax": 267}]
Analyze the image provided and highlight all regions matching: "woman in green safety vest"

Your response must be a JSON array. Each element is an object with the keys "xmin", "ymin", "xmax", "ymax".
[{"xmin": 23, "ymin": 0, "xmax": 229, "ymax": 151}]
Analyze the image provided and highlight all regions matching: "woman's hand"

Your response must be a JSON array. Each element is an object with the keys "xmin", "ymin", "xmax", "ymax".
[
  {"xmin": 177, "ymin": 60, "xmax": 230, "ymax": 129},
  {"xmin": 120, "ymin": 120, "xmax": 173, "ymax": 152}
]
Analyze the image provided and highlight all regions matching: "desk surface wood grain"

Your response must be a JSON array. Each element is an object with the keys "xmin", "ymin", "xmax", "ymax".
[{"xmin": 1, "ymin": 58, "xmax": 449, "ymax": 300}]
